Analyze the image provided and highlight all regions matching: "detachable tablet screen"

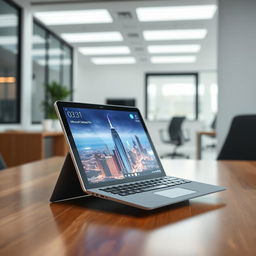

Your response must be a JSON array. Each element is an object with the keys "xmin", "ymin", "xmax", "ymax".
[{"xmin": 57, "ymin": 102, "xmax": 165, "ymax": 189}]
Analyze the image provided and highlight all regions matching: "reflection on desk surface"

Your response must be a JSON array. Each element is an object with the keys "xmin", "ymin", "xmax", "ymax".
[{"xmin": 0, "ymin": 157, "xmax": 256, "ymax": 256}]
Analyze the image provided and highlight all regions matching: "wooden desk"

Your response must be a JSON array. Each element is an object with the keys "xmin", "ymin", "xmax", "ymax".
[
  {"xmin": 0, "ymin": 131, "xmax": 68, "ymax": 167},
  {"xmin": 0, "ymin": 158, "xmax": 256, "ymax": 256},
  {"xmin": 196, "ymin": 130, "xmax": 216, "ymax": 159}
]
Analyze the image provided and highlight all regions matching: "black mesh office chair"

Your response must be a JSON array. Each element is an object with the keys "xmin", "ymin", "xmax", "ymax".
[
  {"xmin": 159, "ymin": 116, "xmax": 189, "ymax": 159},
  {"xmin": 204, "ymin": 115, "xmax": 217, "ymax": 150},
  {"xmin": 0, "ymin": 154, "xmax": 7, "ymax": 171},
  {"xmin": 218, "ymin": 115, "xmax": 256, "ymax": 160}
]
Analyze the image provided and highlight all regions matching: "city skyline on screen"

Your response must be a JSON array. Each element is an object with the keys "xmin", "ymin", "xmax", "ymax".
[{"xmin": 64, "ymin": 107, "xmax": 161, "ymax": 184}]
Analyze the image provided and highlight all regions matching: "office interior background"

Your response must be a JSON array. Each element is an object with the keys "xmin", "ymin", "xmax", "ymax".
[{"xmin": 0, "ymin": 0, "xmax": 256, "ymax": 164}]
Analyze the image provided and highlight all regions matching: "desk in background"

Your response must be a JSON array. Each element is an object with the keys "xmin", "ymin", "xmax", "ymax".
[
  {"xmin": 0, "ymin": 131, "xmax": 68, "ymax": 167},
  {"xmin": 196, "ymin": 130, "xmax": 216, "ymax": 159},
  {"xmin": 0, "ymin": 158, "xmax": 256, "ymax": 255}
]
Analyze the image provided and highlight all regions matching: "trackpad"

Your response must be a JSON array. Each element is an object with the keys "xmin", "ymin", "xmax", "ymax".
[{"xmin": 155, "ymin": 188, "xmax": 196, "ymax": 198}]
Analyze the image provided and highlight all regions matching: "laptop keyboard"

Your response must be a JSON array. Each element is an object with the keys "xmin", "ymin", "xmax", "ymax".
[{"xmin": 100, "ymin": 176, "xmax": 191, "ymax": 196}]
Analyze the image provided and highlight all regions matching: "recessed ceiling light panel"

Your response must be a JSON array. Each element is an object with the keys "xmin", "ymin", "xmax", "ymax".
[
  {"xmin": 148, "ymin": 44, "xmax": 201, "ymax": 53},
  {"xmin": 143, "ymin": 29, "xmax": 207, "ymax": 41},
  {"xmin": 38, "ymin": 59, "xmax": 71, "ymax": 66},
  {"xmin": 0, "ymin": 36, "xmax": 17, "ymax": 45},
  {"xmin": 136, "ymin": 5, "xmax": 217, "ymax": 22},
  {"xmin": 79, "ymin": 46, "xmax": 130, "ymax": 55},
  {"xmin": 34, "ymin": 9, "xmax": 112, "ymax": 25},
  {"xmin": 0, "ymin": 14, "xmax": 17, "ymax": 27},
  {"xmin": 91, "ymin": 57, "xmax": 136, "ymax": 65},
  {"xmin": 61, "ymin": 32, "xmax": 123, "ymax": 43},
  {"xmin": 32, "ymin": 48, "xmax": 63, "ymax": 56},
  {"xmin": 151, "ymin": 56, "xmax": 196, "ymax": 63}
]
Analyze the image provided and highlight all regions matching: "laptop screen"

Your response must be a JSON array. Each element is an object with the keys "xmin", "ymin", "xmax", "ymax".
[{"xmin": 63, "ymin": 106, "xmax": 162, "ymax": 185}]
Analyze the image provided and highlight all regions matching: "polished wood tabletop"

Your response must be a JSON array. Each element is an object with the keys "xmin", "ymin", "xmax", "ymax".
[{"xmin": 0, "ymin": 157, "xmax": 256, "ymax": 256}]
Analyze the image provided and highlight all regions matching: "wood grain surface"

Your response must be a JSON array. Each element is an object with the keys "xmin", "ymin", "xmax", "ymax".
[
  {"xmin": 0, "ymin": 131, "xmax": 68, "ymax": 167},
  {"xmin": 0, "ymin": 157, "xmax": 256, "ymax": 256}
]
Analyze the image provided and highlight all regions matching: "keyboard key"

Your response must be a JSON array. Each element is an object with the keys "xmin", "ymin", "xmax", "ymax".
[{"xmin": 100, "ymin": 177, "xmax": 191, "ymax": 196}]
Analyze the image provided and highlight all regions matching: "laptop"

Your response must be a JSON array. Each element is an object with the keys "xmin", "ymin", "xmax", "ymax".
[{"xmin": 54, "ymin": 101, "xmax": 225, "ymax": 210}]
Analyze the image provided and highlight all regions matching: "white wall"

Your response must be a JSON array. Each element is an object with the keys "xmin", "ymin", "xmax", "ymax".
[
  {"xmin": 217, "ymin": 0, "xmax": 256, "ymax": 151},
  {"xmin": 76, "ymin": 52, "xmax": 217, "ymax": 115}
]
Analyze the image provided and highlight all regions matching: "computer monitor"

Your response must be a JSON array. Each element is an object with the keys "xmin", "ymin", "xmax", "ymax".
[{"xmin": 106, "ymin": 98, "xmax": 136, "ymax": 107}]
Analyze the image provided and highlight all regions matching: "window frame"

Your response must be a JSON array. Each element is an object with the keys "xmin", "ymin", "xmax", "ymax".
[
  {"xmin": 32, "ymin": 18, "xmax": 73, "ymax": 124},
  {"xmin": 145, "ymin": 72, "xmax": 199, "ymax": 121},
  {"xmin": 0, "ymin": 0, "xmax": 22, "ymax": 124}
]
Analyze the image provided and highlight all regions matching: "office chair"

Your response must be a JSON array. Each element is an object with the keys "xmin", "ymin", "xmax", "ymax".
[
  {"xmin": 211, "ymin": 115, "xmax": 217, "ymax": 130},
  {"xmin": 159, "ymin": 116, "xmax": 189, "ymax": 159},
  {"xmin": 0, "ymin": 154, "xmax": 7, "ymax": 171},
  {"xmin": 218, "ymin": 115, "xmax": 256, "ymax": 160},
  {"xmin": 204, "ymin": 115, "xmax": 217, "ymax": 150}
]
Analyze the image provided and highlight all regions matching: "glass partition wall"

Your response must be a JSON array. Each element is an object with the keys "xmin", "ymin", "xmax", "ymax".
[
  {"xmin": 32, "ymin": 20, "xmax": 73, "ymax": 123},
  {"xmin": 0, "ymin": 0, "xmax": 21, "ymax": 123},
  {"xmin": 146, "ymin": 73, "xmax": 198, "ymax": 121},
  {"xmin": 145, "ymin": 73, "xmax": 217, "ymax": 123}
]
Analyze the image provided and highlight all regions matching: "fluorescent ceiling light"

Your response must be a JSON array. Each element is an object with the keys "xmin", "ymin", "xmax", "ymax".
[
  {"xmin": 0, "ymin": 36, "xmax": 17, "ymax": 45},
  {"xmin": 151, "ymin": 56, "xmax": 196, "ymax": 63},
  {"xmin": 32, "ymin": 48, "xmax": 63, "ymax": 56},
  {"xmin": 136, "ymin": 5, "xmax": 217, "ymax": 22},
  {"xmin": 79, "ymin": 46, "xmax": 130, "ymax": 55},
  {"xmin": 0, "ymin": 14, "xmax": 17, "ymax": 27},
  {"xmin": 0, "ymin": 36, "xmax": 44, "ymax": 46},
  {"xmin": 91, "ymin": 57, "xmax": 136, "ymax": 65},
  {"xmin": 33, "ymin": 35, "xmax": 46, "ymax": 44},
  {"xmin": 147, "ymin": 44, "xmax": 201, "ymax": 54},
  {"xmin": 143, "ymin": 29, "xmax": 207, "ymax": 41},
  {"xmin": 37, "ymin": 59, "xmax": 71, "ymax": 66},
  {"xmin": 61, "ymin": 32, "xmax": 123, "ymax": 43},
  {"xmin": 34, "ymin": 9, "xmax": 112, "ymax": 25}
]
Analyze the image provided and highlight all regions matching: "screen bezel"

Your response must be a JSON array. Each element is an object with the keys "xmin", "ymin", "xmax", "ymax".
[{"xmin": 56, "ymin": 101, "xmax": 166, "ymax": 189}]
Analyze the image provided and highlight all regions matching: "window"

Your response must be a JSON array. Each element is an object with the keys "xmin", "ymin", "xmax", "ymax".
[
  {"xmin": 48, "ymin": 34, "xmax": 61, "ymax": 84},
  {"xmin": 32, "ymin": 20, "xmax": 73, "ymax": 123},
  {"xmin": 198, "ymin": 72, "xmax": 218, "ymax": 124},
  {"xmin": 146, "ymin": 73, "xmax": 198, "ymax": 121},
  {"xmin": 0, "ymin": 0, "xmax": 21, "ymax": 123},
  {"xmin": 62, "ymin": 45, "xmax": 72, "ymax": 91},
  {"xmin": 32, "ymin": 23, "xmax": 47, "ymax": 123}
]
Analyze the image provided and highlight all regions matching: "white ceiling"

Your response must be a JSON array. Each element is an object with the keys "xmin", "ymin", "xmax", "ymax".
[{"xmin": 29, "ymin": 0, "xmax": 217, "ymax": 68}]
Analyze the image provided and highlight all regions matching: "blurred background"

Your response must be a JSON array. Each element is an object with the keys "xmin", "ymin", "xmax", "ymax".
[{"xmin": 0, "ymin": 0, "xmax": 255, "ymax": 168}]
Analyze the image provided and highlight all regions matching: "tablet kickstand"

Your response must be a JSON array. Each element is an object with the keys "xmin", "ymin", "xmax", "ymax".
[{"xmin": 50, "ymin": 153, "xmax": 90, "ymax": 203}]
